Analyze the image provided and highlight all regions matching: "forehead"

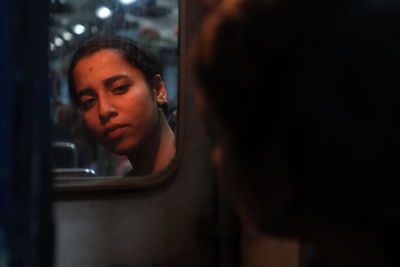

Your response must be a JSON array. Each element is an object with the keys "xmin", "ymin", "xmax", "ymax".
[
  {"xmin": 72, "ymin": 48, "xmax": 146, "ymax": 92},
  {"xmin": 72, "ymin": 48, "xmax": 147, "ymax": 84},
  {"xmin": 75, "ymin": 48, "xmax": 131, "ymax": 70}
]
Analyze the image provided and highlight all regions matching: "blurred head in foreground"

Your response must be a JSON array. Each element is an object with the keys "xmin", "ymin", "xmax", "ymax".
[{"xmin": 194, "ymin": 0, "xmax": 400, "ymax": 265}]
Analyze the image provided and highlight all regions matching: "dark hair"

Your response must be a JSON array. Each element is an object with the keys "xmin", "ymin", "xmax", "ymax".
[
  {"xmin": 68, "ymin": 35, "xmax": 167, "ymax": 111},
  {"xmin": 194, "ymin": 0, "xmax": 400, "ymax": 237}
]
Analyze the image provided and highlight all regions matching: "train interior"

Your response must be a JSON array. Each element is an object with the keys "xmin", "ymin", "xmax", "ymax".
[{"xmin": 1, "ymin": 0, "xmax": 302, "ymax": 267}]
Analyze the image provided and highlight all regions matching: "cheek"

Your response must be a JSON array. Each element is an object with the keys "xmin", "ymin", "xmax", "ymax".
[
  {"xmin": 211, "ymin": 142, "xmax": 241, "ymax": 195},
  {"xmin": 211, "ymin": 145, "xmax": 222, "ymax": 169},
  {"xmin": 126, "ymin": 94, "xmax": 158, "ymax": 125},
  {"xmin": 82, "ymin": 113, "xmax": 102, "ymax": 139},
  {"xmin": 211, "ymin": 140, "xmax": 260, "ymax": 224}
]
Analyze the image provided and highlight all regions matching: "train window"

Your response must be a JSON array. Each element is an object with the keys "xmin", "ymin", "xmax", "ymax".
[{"xmin": 50, "ymin": 0, "xmax": 179, "ymax": 189}]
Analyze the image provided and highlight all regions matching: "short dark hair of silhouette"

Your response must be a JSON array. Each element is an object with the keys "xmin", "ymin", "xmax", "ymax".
[{"xmin": 193, "ymin": 0, "xmax": 400, "ymax": 257}]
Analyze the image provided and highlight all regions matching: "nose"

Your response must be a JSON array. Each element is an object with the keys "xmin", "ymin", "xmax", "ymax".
[{"xmin": 98, "ymin": 97, "xmax": 117, "ymax": 125}]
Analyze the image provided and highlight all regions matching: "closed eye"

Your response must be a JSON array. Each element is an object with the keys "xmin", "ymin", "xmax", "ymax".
[
  {"xmin": 77, "ymin": 88, "xmax": 97, "ymax": 111},
  {"xmin": 111, "ymin": 84, "xmax": 129, "ymax": 95},
  {"xmin": 80, "ymin": 97, "xmax": 96, "ymax": 111}
]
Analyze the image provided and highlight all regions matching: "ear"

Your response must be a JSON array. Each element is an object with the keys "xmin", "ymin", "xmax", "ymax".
[{"xmin": 153, "ymin": 74, "xmax": 168, "ymax": 105}]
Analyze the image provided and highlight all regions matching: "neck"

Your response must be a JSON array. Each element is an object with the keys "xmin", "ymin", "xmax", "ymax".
[{"xmin": 127, "ymin": 113, "xmax": 176, "ymax": 176}]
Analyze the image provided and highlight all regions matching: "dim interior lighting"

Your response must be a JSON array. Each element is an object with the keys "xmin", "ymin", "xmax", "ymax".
[
  {"xmin": 62, "ymin": 31, "xmax": 73, "ymax": 41},
  {"xmin": 54, "ymin": 37, "xmax": 64, "ymax": 47},
  {"xmin": 120, "ymin": 0, "xmax": 137, "ymax": 5},
  {"xmin": 50, "ymin": 43, "xmax": 55, "ymax": 51},
  {"xmin": 73, "ymin": 24, "xmax": 85, "ymax": 35},
  {"xmin": 91, "ymin": 26, "xmax": 98, "ymax": 33},
  {"xmin": 96, "ymin": 6, "xmax": 112, "ymax": 19}
]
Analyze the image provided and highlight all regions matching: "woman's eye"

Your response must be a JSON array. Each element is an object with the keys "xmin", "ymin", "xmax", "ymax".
[
  {"xmin": 80, "ymin": 98, "xmax": 96, "ymax": 110},
  {"xmin": 111, "ymin": 85, "xmax": 129, "ymax": 94}
]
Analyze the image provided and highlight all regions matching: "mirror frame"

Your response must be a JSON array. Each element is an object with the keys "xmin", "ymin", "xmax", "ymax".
[{"xmin": 54, "ymin": 0, "xmax": 185, "ymax": 193}]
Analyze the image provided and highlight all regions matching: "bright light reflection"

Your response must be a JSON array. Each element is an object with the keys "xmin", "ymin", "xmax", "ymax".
[
  {"xmin": 96, "ymin": 6, "xmax": 112, "ymax": 19},
  {"xmin": 120, "ymin": 0, "xmax": 137, "ymax": 4},
  {"xmin": 73, "ymin": 24, "xmax": 85, "ymax": 35},
  {"xmin": 50, "ymin": 43, "xmax": 55, "ymax": 51},
  {"xmin": 62, "ymin": 31, "xmax": 73, "ymax": 41},
  {"xmin": 54, "ymin": 37, "xmax": 64, "ymax": 47}
]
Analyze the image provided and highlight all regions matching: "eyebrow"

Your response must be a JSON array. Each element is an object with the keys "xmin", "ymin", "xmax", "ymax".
[
  {"xmin": 103, "ymin": 74, "xmax": 130, "ymax": 88},
  {"xmin": 77, "ymin": 88, "xmax": 96, "ymax": 98},
  {"xmin": 77, "ymin": 75, "xmax": 131, "ymax": 98}
]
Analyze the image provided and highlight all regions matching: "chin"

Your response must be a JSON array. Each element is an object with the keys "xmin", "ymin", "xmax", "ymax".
[
  {"xmin": 110, "ymin": 140, "xmax": 141, "ymax": 155},
  {"xmin": 111, "ymin": 144, "xmax": 135, "ymax": 155},
  {"xmin": 104, "ymin": 139, "xmax": 136, "ymax": 156}
]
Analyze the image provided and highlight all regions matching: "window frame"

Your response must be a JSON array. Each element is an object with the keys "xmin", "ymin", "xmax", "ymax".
[{"xmin": 54, "ymin": 0, "xmax": 185, "ymax": 193}]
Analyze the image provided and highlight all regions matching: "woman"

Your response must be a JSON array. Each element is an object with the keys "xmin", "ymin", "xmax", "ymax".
[{"xmin": 68, "ymin": 35, "xmax": 176, "ymax": 176}]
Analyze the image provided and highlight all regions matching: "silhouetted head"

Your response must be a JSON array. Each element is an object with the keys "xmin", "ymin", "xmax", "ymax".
[{"xmin": 194, "ymin": 0, "xmax": 400, "ymax": 249}]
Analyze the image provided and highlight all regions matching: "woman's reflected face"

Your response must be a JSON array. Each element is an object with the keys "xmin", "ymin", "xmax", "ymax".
[{"xmin": 73, "ymin": 48, "xmax": 164, "ymax": 155}]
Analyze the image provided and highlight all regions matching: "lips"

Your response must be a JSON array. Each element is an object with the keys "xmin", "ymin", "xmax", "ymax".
[{"xmin": 104, "ymin": 124, "xmax": 129, "ymax": 140}]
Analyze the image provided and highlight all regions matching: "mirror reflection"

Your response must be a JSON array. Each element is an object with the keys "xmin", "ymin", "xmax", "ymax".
[{"xmin": 50, "ymin": 0, "xmax": 178, "ymax": 177}]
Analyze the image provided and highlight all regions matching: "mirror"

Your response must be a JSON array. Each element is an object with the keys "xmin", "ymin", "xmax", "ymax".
[{"xmin": 49, "ymin": 0, "xmax": 179, "ymax": 182}]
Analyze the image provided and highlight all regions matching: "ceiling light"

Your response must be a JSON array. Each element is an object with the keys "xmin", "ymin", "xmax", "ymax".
[
  {"xmin": 54, "ymin": 37, "xmax": 64, "ymax": 47},
  {"xmin": 62, "ymin": 31, "xmax": 73, "ymax": 41},
  {"xmin": 120, "ymin": 0, "xmax": 137, "ymax": 5},
  {"xmin": 73, "ymin": 24, "xmax": 85, "ymax": 35},
  {"xmin": 96, "ymin": 6, "xmax": 112, "ymax": 19}
]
